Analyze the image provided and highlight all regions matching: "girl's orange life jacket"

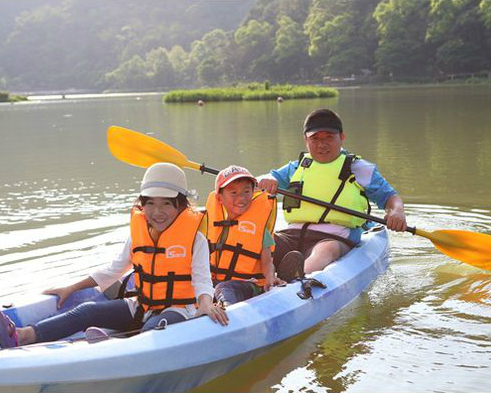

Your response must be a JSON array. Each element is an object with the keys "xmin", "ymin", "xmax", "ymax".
[
  {"xmin": 130, "ymin": 206, "xmax": 204, "ymax": 312},
  {"xmin": 205, "ymin": 191, "xmax": 276, "ymax": 287}
]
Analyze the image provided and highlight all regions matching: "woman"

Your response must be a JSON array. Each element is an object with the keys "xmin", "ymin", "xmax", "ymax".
[{"xmin": 0, "ymin": 163, "xmax": 228, "ymax": 349}]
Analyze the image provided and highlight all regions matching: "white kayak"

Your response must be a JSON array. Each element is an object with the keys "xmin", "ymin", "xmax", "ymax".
[{"xmin": 0, "ymin": 226, "xmax": 389, "ymax": 393}]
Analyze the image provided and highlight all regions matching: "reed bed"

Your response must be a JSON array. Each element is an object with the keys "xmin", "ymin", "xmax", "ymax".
[{"xmin": 164, "ymin": 83, "xmax": 338, "ymax": 103}]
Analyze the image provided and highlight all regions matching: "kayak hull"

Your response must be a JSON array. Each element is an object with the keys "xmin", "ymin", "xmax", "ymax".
[{"xmin": 0, "ymin": 227, "xmax": 389, "ymax": 393}]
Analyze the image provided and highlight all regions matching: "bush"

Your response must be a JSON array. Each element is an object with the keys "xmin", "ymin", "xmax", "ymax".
[
  {"xmin": 0, "ymin": 92, "xmax": 9, "ymax": 102},
  {"xmin": 163, "ymin": 84, "xmax": 338, "ymax": 103}
]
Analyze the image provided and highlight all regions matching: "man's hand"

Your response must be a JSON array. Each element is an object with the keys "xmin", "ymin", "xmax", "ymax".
[{"xmin": 384, "ymin": 195, "xmax": 407, "ymax": 232}]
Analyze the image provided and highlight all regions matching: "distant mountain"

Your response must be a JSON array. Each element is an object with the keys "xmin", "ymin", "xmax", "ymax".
[{"xmin": 0, "ymin": 0, "xmax": 255, "ymax": 92}]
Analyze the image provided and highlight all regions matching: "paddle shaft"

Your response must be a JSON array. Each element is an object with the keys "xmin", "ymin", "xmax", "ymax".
[
  {"xmin": 107, "ymin": 125, "xmax": 491, "ymax": 269},
  {"xmin": 197, "ymin": 163, "xmax": 417, "ymax": 235}
]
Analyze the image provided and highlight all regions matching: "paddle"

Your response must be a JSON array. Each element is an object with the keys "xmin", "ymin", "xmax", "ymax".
[{"xmin": 107, "ymin": 125, "xmax": 491, "ymax": 270}]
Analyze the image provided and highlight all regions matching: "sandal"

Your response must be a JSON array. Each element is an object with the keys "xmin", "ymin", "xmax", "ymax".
[
  {"xmin": 0, "ymin": 310, "xmax": 19, "ymax": 349},
  {"xmin": 277, "ymin": 251, "xmax": 305, "ymax": 283},
  {"xmin": 85, "ymin": 326, "xmax": 110, "ymax": 344}
]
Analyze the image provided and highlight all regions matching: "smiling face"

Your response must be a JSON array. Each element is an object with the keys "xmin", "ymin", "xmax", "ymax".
[
  {"xmin": 304, "ymin": 130, "xmax": 345, "ymax": 163},
  {"xmin": 217, "ymin": 178, "xmax": 254, "ymax": 219},
  {"xmin": 143, "ymin": 197, "xmax": 180, "ymax": 233}
]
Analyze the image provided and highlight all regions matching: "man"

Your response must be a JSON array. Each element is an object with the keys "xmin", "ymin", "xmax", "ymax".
[{"xmin": 258, "ymin": 108, "xmax": 406, "ymax": 279}]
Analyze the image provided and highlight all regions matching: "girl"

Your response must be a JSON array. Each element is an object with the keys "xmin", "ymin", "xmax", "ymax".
[{"xmin": 0, "ymin": 163, "xmax": 228, "ymax": 349}]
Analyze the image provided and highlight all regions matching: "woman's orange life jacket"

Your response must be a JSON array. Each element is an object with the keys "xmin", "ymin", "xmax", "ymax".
[
  {"xmin": 130, "ymin": 206, "xmax": 204, "ymax": 312},
  {"xmin": 205, "ymin": 191, "xmax": 276, "ymax": 287}
]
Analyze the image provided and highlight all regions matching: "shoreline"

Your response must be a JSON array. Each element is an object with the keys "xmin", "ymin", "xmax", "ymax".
[{"xmin": 4, "ymin": 80, "xmax": 489, "ymax": 103}]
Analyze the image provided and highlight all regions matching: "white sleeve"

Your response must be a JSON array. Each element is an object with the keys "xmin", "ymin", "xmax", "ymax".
[
  {"xmin": 351, "ymin": 158, "xmax": 376, "ymax": 188},
  {"xmin": 89, "ymin": 237, "xmax": 133, "ymax": 292},
  {"xmin": 191, "ymin": 231, "xmax": 214, "ymax": 299}
]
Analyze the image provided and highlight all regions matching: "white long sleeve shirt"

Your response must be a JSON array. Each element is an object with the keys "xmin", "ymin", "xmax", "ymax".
[{"xmin": 90, "ymin": 231, "xmax": 213, "ymax": 319}]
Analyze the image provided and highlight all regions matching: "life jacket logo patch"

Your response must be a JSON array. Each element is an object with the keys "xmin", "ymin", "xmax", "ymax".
[
  {"xmin": 301, "ymin": 157, "xmax": 313, "ymax": 168},
  {"xmin": 166, "ymin": 245, "xmax": 186, "ymax": 258},
  {"xmin": 238, "ymin": 221, "xmax": 256, "ymax": 235}
]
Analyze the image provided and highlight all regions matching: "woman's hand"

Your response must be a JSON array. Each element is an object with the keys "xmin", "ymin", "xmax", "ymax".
[
  {"xmin": 196, "ymin": 294, "xmax": 229, "ymax": 326},
  {"xmin": 43, "ymin": 285, "xmax": 76, "ymax": 309},
  {"xmin": 42, "ymin": 276, "xmax": 98, "ymax": 309}
]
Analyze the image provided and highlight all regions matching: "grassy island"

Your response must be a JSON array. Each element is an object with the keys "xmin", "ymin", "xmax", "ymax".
[
  {"xmin": 0, "ymin": 91, "xmax": 28, "ymax": 103},
  {"xmin": 163, "ymin": 83, "xmax": 338, "ymax": 103}
]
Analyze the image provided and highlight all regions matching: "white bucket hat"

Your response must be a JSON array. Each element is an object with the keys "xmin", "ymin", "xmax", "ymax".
[{"xmin": 140, "ymin": 163, "xmax": 189, "ymax": 198}]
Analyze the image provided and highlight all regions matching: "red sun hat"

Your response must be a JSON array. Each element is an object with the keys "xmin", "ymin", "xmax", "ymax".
[{"xmin": 215, "ymin": 165, "xmax": 257, "ymax": 194}]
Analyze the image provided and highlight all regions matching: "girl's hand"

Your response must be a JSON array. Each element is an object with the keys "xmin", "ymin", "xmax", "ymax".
[
  {"xmin": 196, "ymin": 294, "xmax": 229, "ymax": 326},
  {"xmin": 196, "ymin": 302, "xmax": 229, "ymax": 326}
]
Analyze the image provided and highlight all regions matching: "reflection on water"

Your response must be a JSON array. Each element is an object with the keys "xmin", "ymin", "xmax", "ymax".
[{"xmin": 1, "ymin": 88, "xmax": 491, "ymax": 392}]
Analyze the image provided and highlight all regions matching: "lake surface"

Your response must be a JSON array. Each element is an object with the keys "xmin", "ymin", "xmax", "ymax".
[{"xmin": 1, "ymin": 85, "xmax": 490, "ymax": 392}]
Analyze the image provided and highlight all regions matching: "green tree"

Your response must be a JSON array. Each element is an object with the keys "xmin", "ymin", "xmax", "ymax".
[
  {"xmin": 272, "ymin": 15, "xmax": 309, "ymax": 82},
  {"xmin": 189, "ymin": 29, "xmax": 233, "ymax": 86},
  {"xmin": 481, "ymin": 0, "xmax": 491, "ymax": 27},
  {"xmin": 104, "ymin": 55, "xmax": 149, "ymax": 90},
  {"xmin": 374, "ymin": 0, "xmax": 431, "ymax": 78},
  {"xmin": 145, "ymin": 47, "xmax": 176, "ymax": 89},
  {"xmin": 427, "ymin": 0, "xmax": 490, "ymax": 74},
  {"xmin": 245, "ymin": 0, "xmax": 312, "ymax": 25},
  {"xmin": 2, "ymin": 4, "xmax": 72, "ymax": 89},
  {"xmin": 303, "ymin": 0, "xmax": 379, "ymax": 78},
  {"xmin": 304, "ymin": 0, "xmax": 334, "ymax": 63},
  {"xmin": 168, "ymin": 45, "xmax": 192, "ymax": 86},
  {"xmin": 234, "ymin": 19, "xmax": 275, "ymax": 79}
]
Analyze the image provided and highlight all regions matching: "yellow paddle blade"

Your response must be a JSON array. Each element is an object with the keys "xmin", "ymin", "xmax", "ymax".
[
  {"xmin": 107, "ymin": 125, "xmax": 201, "ymax": 171},
  {"xmin": 416, "ymin": 229, "xmax": 491, "ymax": 270}
]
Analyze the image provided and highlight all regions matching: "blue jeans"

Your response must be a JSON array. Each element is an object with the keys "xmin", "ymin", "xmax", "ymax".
[
  {"xmin": 214, "ymin": 280, "xmax": 262, "ymax": 306},
  {"xmin": 33, "ymin": 299, "xmax": 185, "ymax": 343}
]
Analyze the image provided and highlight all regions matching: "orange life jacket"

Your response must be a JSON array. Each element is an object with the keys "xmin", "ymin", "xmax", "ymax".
[
  {"xmin": 130, "ymin": 206, "xmax": 203, "ymax": 312},
  {"xmin": 205, "ymin": 191, "xmax": 276, "ymax": 286}
]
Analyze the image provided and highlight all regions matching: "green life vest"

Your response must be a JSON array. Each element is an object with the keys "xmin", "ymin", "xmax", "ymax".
[{"xmin": 283, "ymin": 153, "xmax": 369, "ymax": 228}]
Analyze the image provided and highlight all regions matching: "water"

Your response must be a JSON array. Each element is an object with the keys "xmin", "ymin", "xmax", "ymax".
[{"xmin": 1, "ymin": 86, "xmax": 490, "ymax": 392}]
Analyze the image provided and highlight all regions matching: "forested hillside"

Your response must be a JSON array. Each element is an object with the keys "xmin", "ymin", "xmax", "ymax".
[{"xmin": 1, "ymin": 0, "xmax": 490, "ymax": 93}]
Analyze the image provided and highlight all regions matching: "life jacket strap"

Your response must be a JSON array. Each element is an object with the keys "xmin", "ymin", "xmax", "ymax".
[
  {"xmin": 297, "ymin": 223, "xmax": 310, "ymax": 253},
  {"xmin": 209, "ymin": 242, "xmax": 261, "ymax": 260},
  {"xmin": 210, "ymin": 266, "xmax": 265, "ymax": 280},
  {"xmin": 117, "ymin": 272, "xmax": 137, "ymax": 299},
  {"xmin": 210, "ymin": 242, "xmax": 264, "ymax": 281},
  {"xmin": 213, "ymin": 220, "xmax": 238, "ymax": 227},
  {"xmin": 129, "ymin": 305, "xmax": 145, "ymax": 332},
  {"xmin": 133, "ymin": 264, "xmax": 192, "ymax": 284},
  {"xmin": 132, "ymin": 246, "xmax": 166, "ymax": 254},
  {"xmin": 132, "ymin": 265, "xmax": 195, "ymax": 309},
  {"xmin": 138, "ymin": 293, "xmax": 196, "ymax": 308},
  {"xmin": 318, "ymin": 154, "xmax": 355, "ymax": 223}
]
